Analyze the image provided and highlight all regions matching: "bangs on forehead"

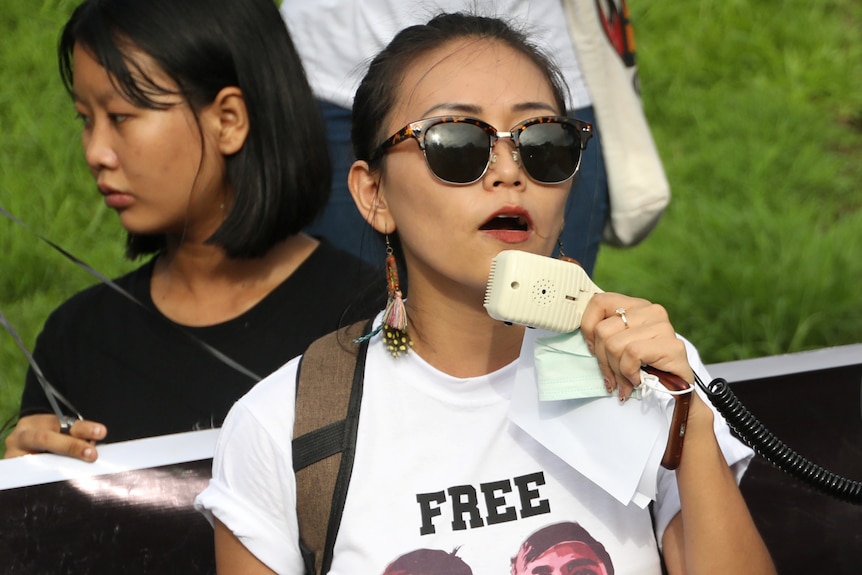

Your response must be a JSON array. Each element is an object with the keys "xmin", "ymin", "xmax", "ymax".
[
  {"xmin": 98, "ymin": 42, "xmax": 178, "ymax": 109},
  {"xmin": 65, "ymin": 22, "xmax": 178, "ymax": 110}
]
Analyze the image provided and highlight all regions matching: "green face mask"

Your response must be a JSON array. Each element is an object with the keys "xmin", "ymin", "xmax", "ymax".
[{"xmin": 533, "ymin": 330, "xmax": 609, "ymax": 401}]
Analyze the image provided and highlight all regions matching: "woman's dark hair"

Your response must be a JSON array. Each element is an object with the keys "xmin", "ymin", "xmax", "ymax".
[
  {"xmin": 350, "ymin": 12, "xmax": 569, "ymax": 293},
  {"xmin": 352, "ymin": 11, "xmax": 569, "ymax": 167},
  {"xmin": 59, "ymin": 0, "xmax": 331, "ymax": 259},
  {"xmin": 383, "ymin": 548, "xmax": 473, "ymax": 575}
]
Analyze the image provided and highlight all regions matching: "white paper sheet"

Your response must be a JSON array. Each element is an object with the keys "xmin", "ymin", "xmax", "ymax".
[
  {"xmin": 0, "ymin": 428, "xmax": 219, "ymax": 490},
  {"xmin": 509, "ymin": 329, "xmax": 674, "ymax": 507}
]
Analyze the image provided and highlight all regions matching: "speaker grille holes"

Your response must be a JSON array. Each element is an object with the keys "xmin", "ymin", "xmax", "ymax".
[{"xmin": 532, "ymin": 279, "xmax": 555, "ymax": 305}]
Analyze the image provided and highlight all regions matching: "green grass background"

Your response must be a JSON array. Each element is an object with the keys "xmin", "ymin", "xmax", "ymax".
[{"xmin": 1, "ymin": 1, "xmax": 861, "ymax": 447}]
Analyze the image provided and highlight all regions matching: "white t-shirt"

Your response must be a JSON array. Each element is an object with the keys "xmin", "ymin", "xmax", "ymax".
[
  {"xmin": 281, "ymin": 0, "xmax": 592, "ymax": 110},
  {"xmin": 196, "ymin": 328, "xmax": 751, "ymax": 574}
]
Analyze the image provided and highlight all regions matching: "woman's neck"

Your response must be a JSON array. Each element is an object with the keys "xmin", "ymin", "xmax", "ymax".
[
  {"xmin": 404, "ymin": 283, "xmax": 525, "ymax": 379},
  {"xmin": 151, "ymin": 233, "xmax": 318, "ymax": 326}
]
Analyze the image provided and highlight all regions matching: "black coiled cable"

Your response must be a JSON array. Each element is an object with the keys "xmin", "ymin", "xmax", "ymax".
[{"xmin": 698, "ymin": 375, "xmax": 862, "ymax": 504}]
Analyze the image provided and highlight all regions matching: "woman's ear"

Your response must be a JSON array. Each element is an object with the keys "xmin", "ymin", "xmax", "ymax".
[
  {"xmin": 205, "ymin": 86, "xmax": 249, "ymax": 155},
  {"xmin": 348, "ymin": 160, "xmax": 395, "ymax": 234}
]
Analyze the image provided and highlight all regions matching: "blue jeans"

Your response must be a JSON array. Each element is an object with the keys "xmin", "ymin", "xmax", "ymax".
[
  {"xmin": 304, "ymin": 102, "xmax": 385, "ymax": 268},
  {"xmin": 305, "ymin": 101, "xmax": 608, "ymax": 276},
  {"xmin": 557, "ymin": 106, "xmax": 607, "ymax": 276}
]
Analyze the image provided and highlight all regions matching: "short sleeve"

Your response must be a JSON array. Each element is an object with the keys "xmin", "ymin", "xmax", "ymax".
[{"xmin": 194, "ymin": 357, "xmax": 305, "ymax": 574}]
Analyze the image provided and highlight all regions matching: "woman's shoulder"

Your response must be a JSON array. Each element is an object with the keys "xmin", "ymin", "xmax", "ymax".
[
  {"xmin": 41, "ymin": 260, "xmax": 155, "ymax": 326},
  {"xmin": 270, "ymin": 237, "xmax": 383, "ymax": 322},
  {"xmin": 224, "ymin": 354, "xmax": 303, "ymax": 444},
  {"xmin": 304, "ymin": 237, "xmax": 377, "ymax": 273}
]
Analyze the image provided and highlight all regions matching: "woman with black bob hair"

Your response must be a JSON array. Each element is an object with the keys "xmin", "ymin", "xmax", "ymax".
[
  {"xmin": 5, "ymin": 0, "xmax": 379, "ymax": 461},
  {"xmin": 60, "ymin": 0, "xmax": 331, "ymax": 258}
]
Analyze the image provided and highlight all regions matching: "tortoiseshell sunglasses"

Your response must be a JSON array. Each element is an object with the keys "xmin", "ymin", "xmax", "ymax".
[{"xmin": 372, "ymin": 116, "xmax": 593, "ymax": 185}]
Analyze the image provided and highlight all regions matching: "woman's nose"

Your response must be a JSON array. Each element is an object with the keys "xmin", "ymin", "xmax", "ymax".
[
  {"xmin": 83, "ymin": 122, "xmax": 118, "ymax": 173},
  {"xmin": 486, "ymin": 139, "xmax": 523, "ymax": 188},
  {"xmin": 490, "ymin": 149, "xmax": 520, "ymax": 165}
]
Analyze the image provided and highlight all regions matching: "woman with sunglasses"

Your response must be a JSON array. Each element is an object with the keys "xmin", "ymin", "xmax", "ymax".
[
  {"xmin": 4, "ymin": 0, "xmax": 380, "ymax": 462},
  {"xmin": 198, "ymin": 13, "xmax": 774, "ymax": 575},
  {"xmin": 282, "ymin": 0, "xmax": 619, "ymax": 276}
]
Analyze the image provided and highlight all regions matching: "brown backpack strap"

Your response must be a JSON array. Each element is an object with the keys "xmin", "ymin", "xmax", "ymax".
[{"xmin": 292, "ymin": 319, "xmax": 371, "ymax": 575}]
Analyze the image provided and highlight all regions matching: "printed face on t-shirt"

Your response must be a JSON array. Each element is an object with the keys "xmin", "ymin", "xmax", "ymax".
[{"xmin": 512, "ymin": 540, "xmax": 610, "ymax": 575}]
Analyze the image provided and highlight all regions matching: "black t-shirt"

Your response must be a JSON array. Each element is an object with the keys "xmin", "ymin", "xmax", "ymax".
[{"xmin": 20, "ymin": 239, "xmax": 383, "ymax": 442}]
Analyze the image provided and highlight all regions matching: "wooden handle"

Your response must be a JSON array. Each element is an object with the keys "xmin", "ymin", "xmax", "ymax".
[{"xmin": 642, "ymin": 365, "xmax": 692, "ymax": 470}]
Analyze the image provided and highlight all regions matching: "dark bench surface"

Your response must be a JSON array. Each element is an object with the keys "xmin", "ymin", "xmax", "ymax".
[{"xmin": 726, "ymin": 361, "xmax": 862, "ymax": 574}]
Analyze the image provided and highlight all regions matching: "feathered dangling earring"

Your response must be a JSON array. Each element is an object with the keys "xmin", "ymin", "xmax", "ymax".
[{"xmin": 381, "ymin": 235, "xmax": 412, "ymax": 357}]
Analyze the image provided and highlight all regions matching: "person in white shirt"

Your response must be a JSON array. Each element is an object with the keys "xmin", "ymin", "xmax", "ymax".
[{"xmin": 197, "ymin": 12, "xmax": 775, "ymax": 575}]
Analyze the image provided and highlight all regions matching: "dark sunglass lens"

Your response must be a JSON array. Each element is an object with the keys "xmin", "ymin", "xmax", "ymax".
[
  {"xmin": 519, "ymin": 122, "xmax": 580, "ymax": 183},
  {"xmin": 424, "ymin": 122, "xmax": 489, "ymax": 183}
]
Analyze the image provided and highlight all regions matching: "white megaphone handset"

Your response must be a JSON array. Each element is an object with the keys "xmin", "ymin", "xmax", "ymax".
[
  {"xmin": 483, "ymin": 250, "xmax": 692, "ymax": 470},
  {"xmin": 484, "ymin": 249, "xmax": 603, "ymax": 333}
]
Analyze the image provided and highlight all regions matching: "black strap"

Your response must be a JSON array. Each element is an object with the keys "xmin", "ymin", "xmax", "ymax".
[{"xmin": 292, "ymin": 420, "xmax": 348, "ymax": 470}]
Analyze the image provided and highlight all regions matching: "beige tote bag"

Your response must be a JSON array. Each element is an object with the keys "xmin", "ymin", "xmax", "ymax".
[{"xmin": 563, "ymin": 0, "xmax": 671, "ymax": 246}]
